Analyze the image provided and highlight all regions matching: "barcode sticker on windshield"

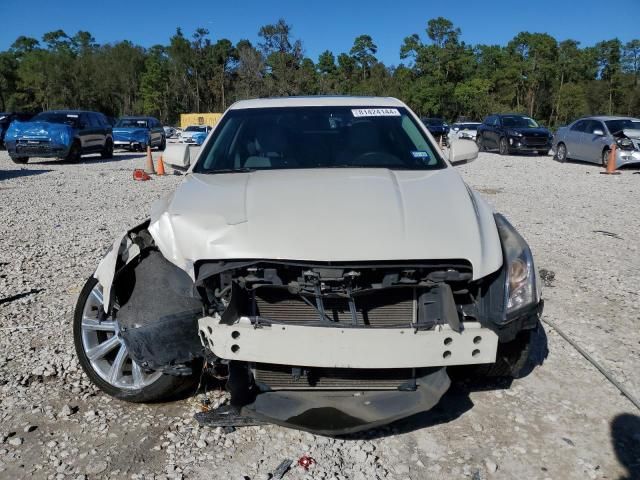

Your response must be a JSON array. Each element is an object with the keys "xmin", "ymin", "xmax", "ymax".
[{"xmin": 352, "ymin": 108, "xmax": 401, "ymax": 117}]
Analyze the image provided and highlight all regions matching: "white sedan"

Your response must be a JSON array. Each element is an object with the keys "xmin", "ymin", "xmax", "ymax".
[
  {"xmin": 74, "ymin": 96, "xmax": 543, "ymax": 435},
  {"xmin": 180, "ymin": 125, "xmax": 212, "ymax": 144}
]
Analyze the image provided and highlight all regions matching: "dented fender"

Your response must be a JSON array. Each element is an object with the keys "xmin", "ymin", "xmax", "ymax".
[{"xmin": 93, "ymin": 221, "xmax": 147, "ymax": 312}]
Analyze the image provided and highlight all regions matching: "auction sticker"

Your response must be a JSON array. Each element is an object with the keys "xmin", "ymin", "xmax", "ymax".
[
  {"xmin": 411, "ymin": 151, "xmax": 430, "ymax": 158},
  {"xmin": 352, "ymin": 108, "xmax": 401, "ymax": 117}
]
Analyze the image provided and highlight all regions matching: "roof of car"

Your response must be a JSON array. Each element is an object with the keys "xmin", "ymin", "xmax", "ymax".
[
  {"xmin": 587, "ymin": 116, "xmax": 640, "ymax": 121},
  {"xmin": 120, "ymin": 116, "xmax": 154, "ymax": 120},
  {"xmin": 229, "ymin": 96, "xmax": 406, "ymax": 110}
]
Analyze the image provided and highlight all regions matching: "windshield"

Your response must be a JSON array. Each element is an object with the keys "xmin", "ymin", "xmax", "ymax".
[
  {"xmin": 185, "ymin": 126, "xmax": 208, "ymax": 132},
  {"xmin": 605, "ymin": 119, "xmax": 640, "ymax": 134},
  {"xmin": 502, "ymin": 116, "xmax": 539, "ymax": 128},
  {"xmin": 32, "ymin": 112, "xmax": 80, "ymax": 127},
  {"xmin": 194, "ymin": 106, "xmax": 444, "ymax": 174},
  {"xmin": 116, "ymin": 118, "xmax": 148, "ymax": 128}
]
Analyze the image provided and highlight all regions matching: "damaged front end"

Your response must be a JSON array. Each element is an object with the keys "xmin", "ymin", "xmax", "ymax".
[
  {"xmin": 89, "ymin": 214, "xmax": 541, "ymax": 434},
  {"xmin": 613, "ymin": 128, "xmax": 640, "ymax": 167}
]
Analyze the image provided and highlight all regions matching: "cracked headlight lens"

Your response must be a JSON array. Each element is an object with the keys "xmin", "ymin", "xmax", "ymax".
[{"xmin": 495, "ymin": 213, "xmax": 540, "ymax": 313}]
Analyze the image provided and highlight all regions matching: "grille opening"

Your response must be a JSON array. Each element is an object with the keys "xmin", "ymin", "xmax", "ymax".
[
  {"xmin": 253, "ymin": 363, "xmax": 435, "ymax": 390},
  {"xmin": 253, "ymin": 287, "xmax": 415, "ymax": 328}
]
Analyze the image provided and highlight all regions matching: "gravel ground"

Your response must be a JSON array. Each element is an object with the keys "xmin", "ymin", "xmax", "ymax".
[{"xmin": 0, "ymin": 149, "xmax": 639, "ymax": 480}]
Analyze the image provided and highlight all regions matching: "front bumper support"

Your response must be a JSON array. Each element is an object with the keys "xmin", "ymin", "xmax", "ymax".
[{"xmin": 198, "ymin": 316, "xmax": 498, "ymax": 368}]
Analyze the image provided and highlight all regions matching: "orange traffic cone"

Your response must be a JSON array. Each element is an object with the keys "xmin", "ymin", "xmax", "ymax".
[
  {"xmin": 600, "ymin": 144, "xmax": 620, "ymax": 175},
  {"xmin": 156, "ymin": 155, "xmax": 166, "ymax": 176},
  {"xmin": 144, "ymin": 145, "xmax": 155, "ymax": 174}
]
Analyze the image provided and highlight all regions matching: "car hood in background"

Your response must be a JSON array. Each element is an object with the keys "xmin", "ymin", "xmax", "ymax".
[
  {"xmin": 508, "ymin": 127, "xmax": 550, "ymax": 136},
  {"xmin": 148, "ymin": 168, "xmax": 503, "ymax": 281},
  {"xmin": 113, "ymin": 128, "xmax": 148, "ymax": 139},
  {"xmin": 4, "ymin": 121, "xmax": 73, "ymax": 146}
]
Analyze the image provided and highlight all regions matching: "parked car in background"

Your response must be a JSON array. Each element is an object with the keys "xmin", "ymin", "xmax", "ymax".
[
  {"xmin": 163, "ymin": 126, "xmax": 178, "ymax": 139},
  {"xmin": 5, "ymin": 110, "xmax": 113, "ymax": 164},
  {"xmin": 449, "ymin": 122, "xmax": 481, "ymax": 141},
  {"xmin": 181, "ymin": 125, "xmax": 212, "ymax": 144},
  {"xmin": 477, "ymin": 114, "xmax": 552, "ymax": 155},
  {"xmin": 421, "ymin": 117, "xmax": 450, "ymax": 144},
  {"xmin": 113, "ymin": 116, "xmax": 166, "ymax": 151},
  {"xmin": 74, "ymin": 96, "xmax": 542, "ymax": 435},
  {"xmin": 0, "ymin": 112, "xmax": 34, "ymax": 149},
  {"xmin": 553, "ymin": 116, "xmax": 640, "ymax": 167}
]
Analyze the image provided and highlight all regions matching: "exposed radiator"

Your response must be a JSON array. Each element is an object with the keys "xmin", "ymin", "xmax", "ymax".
[
  {"xmin": 253, "ymin": 363, "xmax": 418, "ymax": 390},
  {"xmin": 254, "ymin": 288, "xmax": 415, "ymax": 328}
]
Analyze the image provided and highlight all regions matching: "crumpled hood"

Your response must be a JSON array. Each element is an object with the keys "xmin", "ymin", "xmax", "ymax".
[
  {"xmin": 148, "ymin": 168, "xmax": 503, "ymax": 280},
  {"xmin": 4, "ymin": 121, "xmax": 73, "ymax": 145},
  {"xmin": 113, "ymin": 128, "xmax": 148, "ymax": 140},
  {"xmin": 622, "ymin": 128, "xmax": 640, "ymax": 140}
]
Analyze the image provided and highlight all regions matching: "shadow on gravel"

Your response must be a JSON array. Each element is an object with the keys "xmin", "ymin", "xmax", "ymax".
[
  {"xmin": 0, "ymin": 169, "xmax": 52, "ymax": 181},
  {"xmin": 0, "ymin": 288, "xmax": 44, "ymax": 305},
  {"xmin": 611, "ymin": 413, "xmax": 640, "ymax": 480}
]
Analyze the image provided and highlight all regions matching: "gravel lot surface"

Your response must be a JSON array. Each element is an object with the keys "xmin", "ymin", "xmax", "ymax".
[{"xmin": 0, "ymin": 149, "xmax": 639, "ymax": 480}]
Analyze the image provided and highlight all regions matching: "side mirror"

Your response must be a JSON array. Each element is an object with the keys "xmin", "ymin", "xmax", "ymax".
[
  {"xmin": 163, "ymin": 143, "xmax": 201, "ymax": 169},
  {"xmin": 593, "ymin": 129, "xmax": 604, "ymax": 136},
  {"xmin": 449, "ymin": 138, "xmax": 479, "ymax": 166}
]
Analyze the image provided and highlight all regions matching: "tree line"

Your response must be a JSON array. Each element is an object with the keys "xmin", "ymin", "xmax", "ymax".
[{"xmin": 0, "ymin": 17, "xmax": 638, "ymax": 127}]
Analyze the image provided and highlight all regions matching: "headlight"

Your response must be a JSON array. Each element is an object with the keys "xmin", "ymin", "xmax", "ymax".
[
  {"xmin": 494, "ymin": 213, "xmax": 540, "ymax": 314},
  {"xmin": 507, "ymin": 130, "xmax": 523, "ymax": 137},
  {"xmin": 616, "ymin": 138, "xmax": 633, "ymax": 150}
]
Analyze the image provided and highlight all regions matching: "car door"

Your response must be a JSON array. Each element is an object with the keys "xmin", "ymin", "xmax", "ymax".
[
  {"xmin": 479, "ymin": 116, "xmax": 493, "ymax": 148},
  {"xmin": 486, "ymin": 116, "xmax": 501, "ymax": 149},
  {"xmin": 90, "ymin": 113, "xmax": 107, "ymax": 150},
  {"xmin": 563, "ymin": 120, "xmax": 587, "ymax": 160},
  {"xmin": 150, "ymin": 118, "xmax": 163, "ymax": 146},
  {"xmin": 581, "ymin": 120, "xmax": 609, "ymax": 164}
]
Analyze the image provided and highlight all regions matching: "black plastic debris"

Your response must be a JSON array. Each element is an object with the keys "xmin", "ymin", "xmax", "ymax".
[{"xmin": 194, "ymin": 404, "xmax": 268, "ymax": 428}]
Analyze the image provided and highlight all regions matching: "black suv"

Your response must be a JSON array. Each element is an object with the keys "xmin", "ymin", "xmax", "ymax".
[
  {"xmin": 421, "ymin": 117, "xmax": 450, "ymax": 144},
  {"xmin": 476, "ymin": 114, "xmax": 552, "ymax": 155}
]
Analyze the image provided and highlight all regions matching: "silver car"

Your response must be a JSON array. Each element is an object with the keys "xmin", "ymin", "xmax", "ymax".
[{"xmin": 553, "ymin": 116, "xmax": 640, "ymax": 167}]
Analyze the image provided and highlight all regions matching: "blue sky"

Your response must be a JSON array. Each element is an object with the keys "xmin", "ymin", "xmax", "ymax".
[{"xmin": 1, "ymin": 0, "xmax": 638, "ymax": 65}]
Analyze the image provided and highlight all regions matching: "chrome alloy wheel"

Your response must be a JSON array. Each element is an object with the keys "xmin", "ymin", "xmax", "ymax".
[{"xmin": 80, "ymin": 283, "xmax": 162, "ymax": 390}]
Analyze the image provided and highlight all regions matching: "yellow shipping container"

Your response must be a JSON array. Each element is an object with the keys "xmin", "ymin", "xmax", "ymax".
[{"xmin": 180, "ymin": 113, "xmax": 223, "ymax": 129}]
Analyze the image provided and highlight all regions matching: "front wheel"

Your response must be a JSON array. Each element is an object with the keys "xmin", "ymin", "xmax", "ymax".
[
  {"xmin": 11, "ymin": 156, "xmax": 29, "ymax": 164},
  {"xmin": 65, "ymin": 141, "xmax": 82, "ymax": 162},
  {"xmin": 499, "ymin": 137, "xmax": 510, "ymax": 155},
  {"xmin": 602, "ymin": 148, "xmax": 611, "ymax": 167},
  {"xmin": 158, "ymin": 136, "xmax": 166, "ymax": 151},
  {"xmin": 555, "ymin": 143, "xmax": 567, "ymax": 163},
  {"xmin": 476, "ymin": 135, "xmax": 485, "ymax": 152},
  {"xmin": 73, "ymin": 277, "xmax": 196, "ymax": 402}
]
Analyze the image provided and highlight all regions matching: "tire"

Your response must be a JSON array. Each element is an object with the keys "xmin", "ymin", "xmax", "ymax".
[
  {"xmin": 73, "ymin": 277, "xmax": 196, "ymax": 402},
  {"xmin": 555, "ymin": 143, "xmax": 567, "ymax": 163},
  {"xmin": 11, "ymin": 156, "xmax": 29, "ymax": 164},
  {"xmin": 602, "ymin": 147, "xmax": 610, "ymax": 167},
  {"xmin": 158, "ymin": 136, "xmax": 166, "ymax": 151},
  {"xmin": 101, "ymin": 138, "xmax": 114, "ymax": 159},
  {"xmin": 498, "ymin": 137, "xmax": 510, "ymax": 155},
  {"xmin": 476, "ymin": 135, "xmax": 485, "ymax": 152},
  {"xmin": 65, "ymin": 141, "xmax": 82, "ymax": 163}
]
